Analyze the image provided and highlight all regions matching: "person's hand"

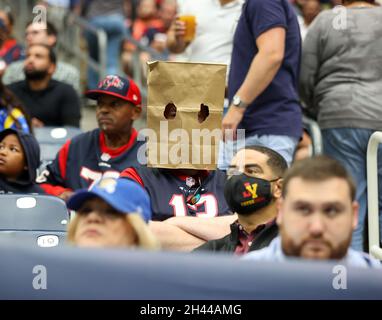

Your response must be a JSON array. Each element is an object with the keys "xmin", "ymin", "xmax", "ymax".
[
  {"xmin": 221, "ymin": 106, "xmax": 246, "ymax": 141},
  {"xmin": 31, "ymin": 117, "xmax": 44, "ymax": 128},
  {"xmin": 169, "ymin": 16, "xmax": 188, "ymax": 45},
  {"xmin": 59, "ymin": 190, "xmax": 74, "ymax": 202},
  {"xmin": 174, "ymin": 17, "xmax": 187, "ymax": 40}
]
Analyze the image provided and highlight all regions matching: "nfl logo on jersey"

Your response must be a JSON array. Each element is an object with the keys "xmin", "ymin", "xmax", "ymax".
[{"xmin": 186, "ymin": 177, "xmax": 196, "ymax": 188}]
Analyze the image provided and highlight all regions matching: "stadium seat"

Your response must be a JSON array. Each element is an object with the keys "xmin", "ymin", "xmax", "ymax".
[
  {"xmin": 0, "ymin": 194, "xmax": 69, "ymax": 247},
  {"xmin": 34, "ymin": 126, "xmax": 83, "ymax": 170}
]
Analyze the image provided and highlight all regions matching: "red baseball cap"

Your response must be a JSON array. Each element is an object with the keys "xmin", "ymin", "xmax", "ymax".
[{"xmin": 85, "ymin": 75, "xmax": 142, "ymax": 106}]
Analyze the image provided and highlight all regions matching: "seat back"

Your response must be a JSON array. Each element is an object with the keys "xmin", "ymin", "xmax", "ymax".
[
  {"xmin": 0, "ymin": 194, "xmax": 69, "ymax": 247},
  {"xmin": 35, "ymin": 126, "xmax": 83, "ymax": 171},
  {"xmin": 35, "ymin": 126, "xmax": 83, "ymax": 163}
]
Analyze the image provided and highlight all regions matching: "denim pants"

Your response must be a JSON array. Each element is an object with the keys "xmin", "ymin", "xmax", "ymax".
[
  {"xmin": 218, "ymin": 133, "xmax": 298, "ymax": 170},
  {"xmin": 86, "ymin": 13, "xmax": 126, "ymax": 89},
  {"xmin": 322, "ymin": 128, "xmax": 382, "ymax": 252}
]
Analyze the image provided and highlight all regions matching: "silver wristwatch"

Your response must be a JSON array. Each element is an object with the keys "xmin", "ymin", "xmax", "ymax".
[{"xmin": 232, "ymin": 95, "xmax": 249, "ymax": 109}]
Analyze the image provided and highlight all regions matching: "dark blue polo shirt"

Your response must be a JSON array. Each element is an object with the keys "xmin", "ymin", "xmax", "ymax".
[{"xmin": 228, "ymin": 0, "xmax": 302, "ymax": 139}]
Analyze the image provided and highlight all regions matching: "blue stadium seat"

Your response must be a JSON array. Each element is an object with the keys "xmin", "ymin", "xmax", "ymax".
[
  {"xmin": 1, "ymin": 242, "xmax": 381, "ymax": 299},
  {"xmin": 0, "ymin": 194, "xmax": 69, "ymax": 247},
  {"xmin": 34, "ymin": 126, "xmax": 83, "ymax": 170}
]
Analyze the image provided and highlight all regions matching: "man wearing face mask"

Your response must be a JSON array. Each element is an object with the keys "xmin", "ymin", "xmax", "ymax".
[{"xmin": 194, "ymin": 145, "xmax": 287, "ymax": 255}]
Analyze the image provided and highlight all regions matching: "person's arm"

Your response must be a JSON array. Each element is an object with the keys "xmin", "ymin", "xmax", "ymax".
[
  {"xmin": 37, "ymin": 140, "xmax": 73, "ymax": 200},
  {"xmin": 222, "ymin": 27, "xmax": 286, "ymax": 140},
  {"xmin": 149, "ymin": 221, "xmax": 205, "ymax": 251},
  {"xmin": 61, "ymin": 84, "xmax": 81, "ymax": 127},
  {"xmin": 164, "ymin": 214, "xmax": 237, "ymax": 241}
]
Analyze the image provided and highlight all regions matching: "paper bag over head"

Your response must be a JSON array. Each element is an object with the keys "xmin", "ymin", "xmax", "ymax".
[{"xmin": 146, "ymin": 61, "xmax": 227, "ymax": 170}]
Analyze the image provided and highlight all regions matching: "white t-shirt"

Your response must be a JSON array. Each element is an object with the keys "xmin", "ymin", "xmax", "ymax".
[
  {"xmin": 44, "ymin": 0, "xmax": 70, "ymax": 8},
  {"xmin": 177, "ymin": 0, "xmax": 244, "ymax": 79}
]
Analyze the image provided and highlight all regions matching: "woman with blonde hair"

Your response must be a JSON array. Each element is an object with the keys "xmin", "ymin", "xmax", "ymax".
[{"xmin": 66, "ymin": 177, "xmax": 159, "ymax": 250}]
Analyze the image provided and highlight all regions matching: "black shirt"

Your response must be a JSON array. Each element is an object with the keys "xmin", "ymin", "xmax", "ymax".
[
  {"xmin": 194, "ymin": 220, "xmax": 279, "ymax": 254},
  {"xmin": 8, "ymin": 79, "xmax": 81, "ymax": 127}
]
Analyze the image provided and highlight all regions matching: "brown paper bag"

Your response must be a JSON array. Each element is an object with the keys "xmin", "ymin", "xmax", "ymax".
[{"xmin": 146, "ymin": 61, "xmax": 226, "ymax": 170}]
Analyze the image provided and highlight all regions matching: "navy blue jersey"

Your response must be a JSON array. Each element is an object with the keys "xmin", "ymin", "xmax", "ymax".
[
  {"xmin": 38, "ymin": 128, "xmax": 145, "ymax": 196},
  {"xmin": 121, "ymin": 166, "xmax": 231, "ymax": 221}
]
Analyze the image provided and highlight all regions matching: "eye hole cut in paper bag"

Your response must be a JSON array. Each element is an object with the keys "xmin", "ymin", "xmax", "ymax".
[{"xmin": 146, "ymin": 61, "xmax": 227, "ymax": 170}]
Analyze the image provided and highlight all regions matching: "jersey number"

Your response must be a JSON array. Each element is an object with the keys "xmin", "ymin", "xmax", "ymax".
[
  {"xmin": 80, "ymin": 167, "xmax": 120, "ymax": 188},
  {"xmin": 169, "ymin": 194, "xmax": 218, "ymax": 218}
]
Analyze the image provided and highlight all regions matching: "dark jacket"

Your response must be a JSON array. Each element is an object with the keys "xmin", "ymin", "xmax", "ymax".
[
  {"xmin": 0, "ymin": 128, "xmax": 44, "ymax": 194},
  {"xmin": 194, "ymin": 220, "xmax": 279, "ymax": 254}
]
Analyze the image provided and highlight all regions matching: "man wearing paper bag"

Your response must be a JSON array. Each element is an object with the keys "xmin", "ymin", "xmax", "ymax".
[{"xmin": 121, "ymin": 61, "xmax": 236, "ymax": 251}]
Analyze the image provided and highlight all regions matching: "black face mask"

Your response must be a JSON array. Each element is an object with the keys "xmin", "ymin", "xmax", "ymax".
[{"xmin": 224, "ymin": 174, "xmax": 278, "ymax": 215}]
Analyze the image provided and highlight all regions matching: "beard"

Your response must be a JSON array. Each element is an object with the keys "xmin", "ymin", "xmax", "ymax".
[
  {"xmin": 280, "ymin": 227, "xmax": 352, "ymax": 260},
  {"xmin": 24, "ymin": 68, "xmax": 48, "ymax": 81}
]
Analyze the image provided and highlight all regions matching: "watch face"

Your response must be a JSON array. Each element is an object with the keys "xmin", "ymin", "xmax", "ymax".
[{"xmin": 233, "ymin": 96, "xmax": 240, "ymax": 106}]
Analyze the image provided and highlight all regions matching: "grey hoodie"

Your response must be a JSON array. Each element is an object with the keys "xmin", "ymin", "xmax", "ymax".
[{"xmin": 299, "ymin": 7, "xmax": 382, "ymax": 130}]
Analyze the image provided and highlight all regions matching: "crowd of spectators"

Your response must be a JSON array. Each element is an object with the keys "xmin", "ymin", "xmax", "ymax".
[{"xmin": 0, "ymin": 0, "xmax": 381, "ymax": 296}]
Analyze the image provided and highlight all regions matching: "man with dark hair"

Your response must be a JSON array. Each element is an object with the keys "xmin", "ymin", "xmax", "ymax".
[
  {"xmin": 8, "ymin": 44, "xmax": 81, "ymax": 128},
  {"xmin": 195, "ymin": 146, "xmax": 287, "ymax": 254},
  {"xmin": 243, "ymin": 156, "xmax": 380, "ymax": 268},
  {"xmin": 3, "ymin": 21, "xmax": 80, "ymax": 94}
]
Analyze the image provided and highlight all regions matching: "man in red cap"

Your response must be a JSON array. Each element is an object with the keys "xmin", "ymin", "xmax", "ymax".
[{"xmin": 38, "ymin": 75, "xmax": 145, "ymax": 201}]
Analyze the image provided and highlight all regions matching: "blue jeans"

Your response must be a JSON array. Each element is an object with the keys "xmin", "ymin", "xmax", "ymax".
[
  {"xmin": 322, "ymin": 128, "xmax": 382, "ymax": 252},
  {"xmin": 86, "ymin": 13, "xmax": 126, "ymax": 89},
  {"xmin": 218, "ymin": 133, "xmax": 298, "ymax": 170}
]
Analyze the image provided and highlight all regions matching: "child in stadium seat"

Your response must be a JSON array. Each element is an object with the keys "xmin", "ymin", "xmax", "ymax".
[
  {"xmin": 0, "ymin": 128, "xmax": 44, "ymax": 194},
  {"xmin": 66, "ymin": 177, "xmax": 159, "ymax": 250}
]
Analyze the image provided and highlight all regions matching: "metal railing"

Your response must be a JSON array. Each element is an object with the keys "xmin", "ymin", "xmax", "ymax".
[
  {"xmin": 58, "ymin": 12, "xmax": 167, "ymax": 100},
  {"xmin": 59, "ymin": 13, "xmax": 107, "ymax": 85},
  {"xmin": 302, "ymin": 115, "xmax": 323, "ymax": 156},
  {"xmin": 124, "ymin": 33, "xmax": 168, "ymax": 100},
  {"xmin": 367, "ymin": 131, "xmax": 382, "ymax": 259}
]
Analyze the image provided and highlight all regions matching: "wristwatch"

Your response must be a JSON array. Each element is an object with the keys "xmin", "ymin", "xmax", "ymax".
[{"xmin": 232, "ymin": 95, "xmax": 249, "ymax": 109}]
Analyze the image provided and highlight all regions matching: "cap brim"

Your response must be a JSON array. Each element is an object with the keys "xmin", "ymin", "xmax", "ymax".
[
  {"xmin": 85, "ymin": 89, "xmax": 138, "ymax": 106},
  {"xmin": 67, "ymin": 188, "xmax": 143, "ymax": 217},
  {"xmin": 66, "ymin": 190, "xmax": 100, "ymax": 211}
]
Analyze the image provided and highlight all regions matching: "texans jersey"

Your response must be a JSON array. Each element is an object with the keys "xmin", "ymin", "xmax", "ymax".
[
  {"xmin": 38, "ymin": 128, "xmax": 145, "ymax": 196},
  {"xmin": 121, "ymin": 166, "xmax": 231, "ymax": 221}
]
